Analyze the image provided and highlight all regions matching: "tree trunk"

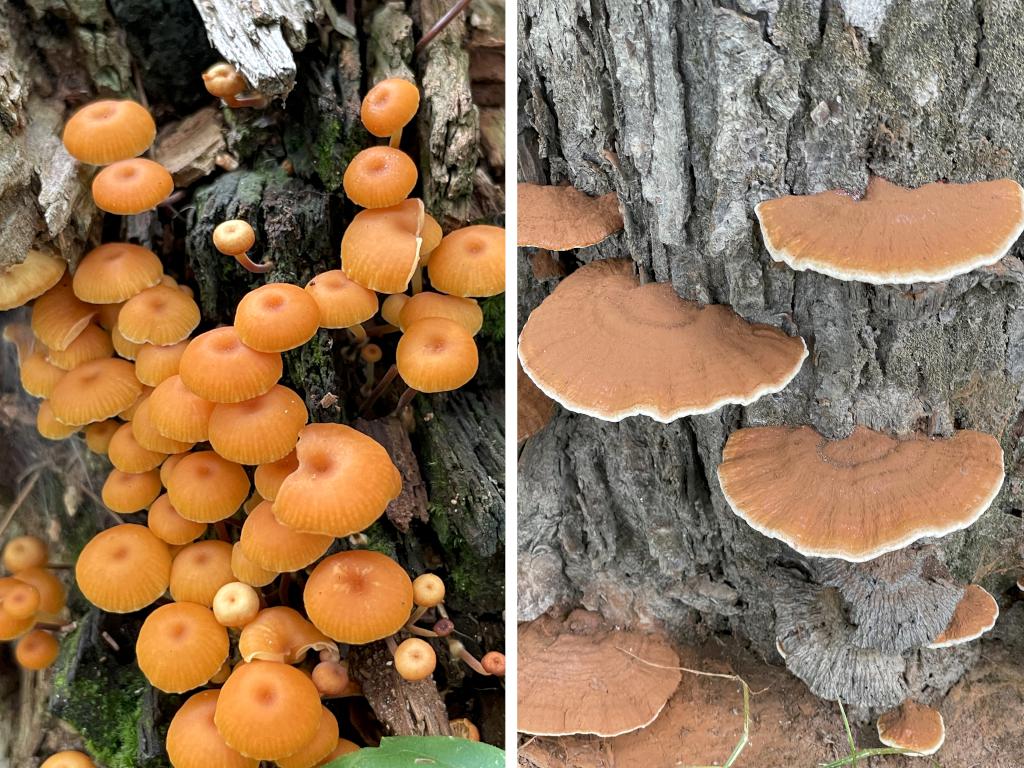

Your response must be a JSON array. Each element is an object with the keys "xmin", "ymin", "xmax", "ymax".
[{"xmin": 518, "ymin": 0, "xmax": 1024, "ymax": 709}]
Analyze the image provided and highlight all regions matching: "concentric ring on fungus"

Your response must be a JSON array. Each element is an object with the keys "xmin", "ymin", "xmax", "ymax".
[{"xmin": 75, "ymin": 524, "xmax": 171, "ymax": 613}]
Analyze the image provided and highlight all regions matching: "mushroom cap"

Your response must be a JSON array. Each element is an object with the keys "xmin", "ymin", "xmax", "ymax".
[
  {"xmin": 394, "ymin": 637, "xmax": 436, "ymax": 681},
  {"xmin": 304, "ymin": 270, "xmax": 379, "ymax": 329},
  {"xmin": 0, "ymin": 250, "xmax": 67, "ymax": 311},
  {"xmin": 518, "ymin": 259, "xmax": 808, "ymax": 422},
  {"xmin": 62, "ymin": 99, "xmax": 156, "ymax": 165},
  {"xmin": 238, "ymin": 605, "xmax": 337, "ymax": 664},
  {"xmin": 45, "ymin": 325, "xmax": 113, "ymax": 370},
  {"xmin": 134, "ymin": 341, "xmax": 188, "ymax": 386},
  {"xmin": 517, "ymin": 362, "xmax": 555, "ymax": 443},
  {"xmin": 234, "ymin": 283, "xmax": 321, "ymax": 353},
  {"xmin": 396, "ymin": 317, "xmax": 479, "ymax": 393},
  {"xmin": 75, "ymin": 524, "xmax": 172, "ymax": 612},
  {"xmin": 321, "ymin": 739, "xmax": 361, "ymax": 761},
  {"xmin": 311, "ymin": 660, "xmax": 351, "ymax": 697},
  {"xmin": 212, "ymin": 581, "xmax": 260, "ymax": 627},
  {"xmin": 302, "ymin": 550, "xmax": 413, "ymax": 643},
  {"xmin": 91, "ymin": 158, "xmax": 174, "ymax": 215},
  {"xmin": 147, "ymin": 493, "xmax": 207, "ymax": 545},
  {"xmin": 231, "ymin": 543, "xmax": 279, "ymax": 588},
  {"xmin": 253, "ymin": 450, "xmax": 298, "ymax": 501},
  {"xmin": 159, "ymin": 451, "xmax": 187, "ymax": 486},
  {"xmin": 360, "ymin": 78, "xmax": 420, "ymax": 137},
  {"xmin": 31, "ymin": 282, "xmax": 97, "ymax": 352},
  {"xmin": 411, "ymin": 573, "xmax": 445, "ymax": 608},
  {"xmin": 0, "ymin": 578, "xmax": 37, "ymax": 640},
  {"xmin": 876, "ymin": 700, "xmax": 945, "ymax": 756},
  {"xmin": 179, "ymin": 327, "xmax": 283, "ymax": 403},
  {"xmin": 118, "ymin": 285, "xmax": 201, "ymax": 345},
  {"xmin": 276, "ymin": 706, "xmax": 340, "ymax": 768},
  {"xmin": 96, "ymin": 301, "xmax": 124, "ymax": 330},
  {"xmin": 83, "ymin": 419, "xmax": 119, "ymax": 454},
  {"xmin": 40, "ymin": 752, "xmax": 96, "ymax": 768},
  {"xmin": 169, "ymin": 540, "xmax": 236, "ymax": 606},
  {"xmin": 15, "ymin": 629, "xmax": 60, "ymax": 670},
  {"xmin": 928, "ymin": 584, "xmax": 999, "ymax": 648},
  {"xmin": 756, "ymin": 176, "xmax": 1024, "ymax": 284},
  {"xmin": 273, "ymin": 423, "xmax": 402, "ymax": 537},
  {"xmin": 341, "ymin": 199, "xmax": 424, "ymax": 294},
  {"xmin": 148, "ymin": 374, "xmax": 216, "ymax": 443},
  {"xmin": 718, "ymin": 426, "xmax": 1005, "ymax": 562},
  {"xmin": 108, "ymin": 422, "xmax": 167, "ymax": 473},
  {"xmin": 102, "ymin": 467, "xmax": 162, "ymax": 513},
  {"xmin": 72, "ymin": 243, "xmax": 163, "ymax": 304},
  {"xmin": 129, "ymin": 395, "xmax": 195, "ymax": 453},
  {"xmin": 19, "ymin": 352, "xmax": 66, "ymax": 398},
  {"xmin": 399, "ymin": 292, "xmax": 483, "ymax": 335},
  {"xmin": 518, "ymin": 615, "xmax": 682, "ymax": 737},
  {"xmin": 214, "ymin": 660, "xmax": 323, "ymax": 760},
  {"xmin": 342, "ymin": 146, "xmax": 418, "ymax": 209},
  {"xmin": 380, "ymin": 293, "xmax": 409, "ymax": 327},
  {"xmin": 240, "ymin": 500, "xmax": 332, "ymax": 573},
  {"xmin": 3, "ymin": 581, "xmax": 41, "ymax": 620},
  {"xmin": 421, "ymin": 213, "xmax": 443, "ymax": 256},
  {"xmin": 207, "ymin": 384, "xmax": 308, "ymax": 465},
  {"xmin": 2, "ymin": 535, "xmax": 48, "ymax": 572},
  {"xmin": 137, "ymin": 601, "xmax": 229, "ymax": 693},
  {"xmin": 427, "ymin": 225, "xmax": 506, "ymax": 297},
  {"xmin": 37, "ymin": 401, "xmax": 78, "ymax": 440},
  {"xmin": 202, "ymin": 63, "xmax": 247, "ymax": 98},
  {"xmin": 49, "ymin": 358, "xmax": 141, "ymax": 426},
  {"xmin": 167, "ymin": 451, "xmax": 251, "ymax": 523},
  {"xmin": 166, "ymin": 689, "xmax": 258, "ymax": 768},
  {"xmin": 111, "ymin": 323, "xmax": 143, "ymax": 360},
  {"xmin": 517, "ymin": 183, "xmax": 624, "ymax": 250},
  {"xmin": 212, "ymin": 220, "xmax": 256, "ymax": 256}
]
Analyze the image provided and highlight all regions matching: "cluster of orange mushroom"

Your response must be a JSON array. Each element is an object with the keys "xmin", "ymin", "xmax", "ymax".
[{"xmin": 0, "ymin": 535, "xmax": 67, "ymax": 672}]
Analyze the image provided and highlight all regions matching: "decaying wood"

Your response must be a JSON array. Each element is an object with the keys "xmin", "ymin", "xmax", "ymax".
[
  {"xmin": 367, "ymin": 2, "xmax": 416, "ymax": 83},
  {"xmin": 354, "ymin": 416, "xmax": 429, "ymax": 533},
  {"xmin": 153, "ymin": 106, "xmax": 227, "ymax": 187}
]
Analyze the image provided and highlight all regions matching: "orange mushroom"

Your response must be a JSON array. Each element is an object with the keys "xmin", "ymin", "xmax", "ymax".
[
  {"xmin": 239, "ymin": 500, "xmax": 331, "ymax": 573},
  {"xmin": 92, "ymin": 158, "xmax": 174, "ymax": 215},
  {"xmin": 18, "ymin": 352, "xmax": 66, "ymax": 398},
  {"xmin": 342, "ymin": 146, "xmax": 417, "ymax": 209},
  {"xmin": 1, "ymin": 580, "xmax": 40, "ymax": 620},
  {"xmin": 0, "ymin": 250, "xmax": 66, "ymax": 311},
  {"xmin": 12, "ymin": 567, "xmax": 65, "ymax": 619},
  {"xmin": 253, "ymin": 449, "xmax": 299, "ymax": 502},
  {"xmin": 412, "ymin": 573, "xmax": 445, "ymax": 608},
  {"xmin": 102, "ymin": 467, "xmax": 162, "ymax": 513},
  {"xmin": 107, "ymin": 422, "xmax": 167, "ymax": 473},
  {"xmin": 202, "ymin": 63, "xmax": 247, "ymax": 99},
  {"xmin": 62, "ymin": 99, "xmax": 156, "ymax": 165},
  {"xmin": 147, "ymin": 494, "xmax": 207, "ymax": 546},
  {"xmin": 207, "ymin": 384, "xmax": 308, "ymax": 465},
  {"xmin": 399, "ymin": 292, "xmax": 483, "ymax": 335},
  {"xmin": 276, "ymin": 706, "xmax": 340, "ymax": 768},
  {"xmin": 304, "ymin": 270, "xmax": 379, "ymax": 339},
  {"xmin": 169, "ymin": 540, "xmax": 235, "ymax": 606},
  {"xmin": 361, "ymin": 77, "xmax": 420, "ymax": 146},
  {"xmin": 84, "ymin": 419, "xmax": 120, "ymax": 454},
  {"xmin": 396, "ymin": 317, "xmax": 479, "ymax": 394},
  {"xmin": 72, "ymin": 243, "xmax": 163, "ymax": 304},
  {"xmin": 75, "ymin": 524, "xmax": 172, "ymax": 613},
  {"xmin": 238, "ymin": 606, "xmax": 338, "ymax": 664},
  {"xmin": 341, "ymin": 199, "xmax": 424, "ymax": 294},
  {"xmin": 166, "ymin": 689, "xmax": 257, "ymax": 768},
  {"xmin": 45, "ymin": 325, "xmax": 113, "ymax": 370},
  {"xmin": 394, "ymin": 637, "xmax": 436, "ymax": 681},
  {"xmin": 134, "ymin": 341, "xmax": 188, "ymax": 387},
  {"xmin": 40, "ymin": 752, "xmax": 96, "ymax": 768},
  {"xmin": 212, "ymin": 581, "xmax": 261, "ymax": 627},
  {"xmin": 212, "ymin": 219, "xmax": 272, "ymax": 273},
  {"xmin": 129, "ymin": 395, "xmax": 195, "ymax": 454},
  {"xmin": 117, "ymin": 284, "xmax": 201, "ymax": 345},
  {"xmin": 166, "ymin": 451, "xmax": 251, "ymax": 523},
  {"xmin": 234, "ymin": 283, "xmax": 320, "ymax": 353},
  {"xmin": 148, "ymin": 374, "xmax": 216, "ymax": 443},
  {"xmin": 0, "ymin": 578, "xmax": 37, "ymax": 640},
  {"xmin": 36, "ymin": 401, "xmax": 78, "ymax": 440},
  {"xmin": 31, "ymin": 282, "xmax": 97, "ymax": 352},
  {"xmin": 230, "ymin": 543, "xmax": 279, "ymax": 588},
  {"xmin": 15, "ymin": 629, "xmax": 60, "ymax": 670},
  {"xmin": 380, "ymin": 293, "xmax": 410, "ymax": 327},
  {"xmin": 111, "ymin": 323, "xmax": 144, "ymax": 360},
  {"xmin": 136, "ymin": 601, "xmax": 230, "ymax": 693},
  {"xmin": 178, "ymin": 327, "xmax": 283, "ymax": 403},
  {"xmin": 49, "ymin": 358, "xmax": 141, "ymax": 426},
  {"xmin": 2, "ymin": 535, "xmax": 48, "ymax": 572},
  {"xmin": 427, "ymin": 225, "xmax": 506, "ymax": 297}
]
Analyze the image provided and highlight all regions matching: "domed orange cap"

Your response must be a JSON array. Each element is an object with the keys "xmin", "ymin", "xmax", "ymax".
[
  {"xmin": 75, "ymin": 524, "xmax": 171, "ymax": 612},
  {"xmin": 341, "ymin": 199, "xmax": 424, "ymax": 293},
  {"xmin": 273, "ymin": 423, "xmax": 401, "ymax": 537},
  {"xmin": 92, "ymin": 158, "xmax": 174, "ymax": 215},
  {"xmin": 0, "ymin": 578, "xmax": 37, "ymax": 640},
  {"xmin": 321, "ymin": 739, "xmax": 361, "ymax": 761},
  {"xmin": 31, "ymin": 282, "xmax": 97, "ymax": 352},
  {"xmin": 2, "ymin": 535, "xmax": 48, "ymax": 572},
  {"xmin": 137, "ymin": 601, "xmax": 229, "ymax": 693},
  {"xmin": 380, "ymin": 293, "xmax": 409, "ymax": 327},
  {"xmin": 304, "ymin": 270, "xmax": 379, "ymax": 329},
  {"xmin": 276, "ymin": 706, "xmax": 339, "ymax": 768},
  {"xmin": 96, "ymin": 301, "xmax": 123, "ymax": 330},
  {"xmin": 2, "ymin": 580, "xmax": 41, "ymax": 619},
  {"xmin": 234, "ymin": 283, "xmax": 320, "ymax": 353},
  {"xmin": 37, "ymin": 401, "xmax": 78, "ymax": 440},
  {"xmin": 19, "ymin": 352, "xmax": 65, "ymax": 398},
  {"xmin": 212, "ymin": 219, "xmax": 256, "ymax": 256},
  {"xmin": 15, "ymin": 629, "xmax": 60, "ymax": 670},
  {"xmin": 111, "ymin": 323, "xmax": 143, "ymax": 360},
  {"xmin": 428, "ymin": 225, "xmax": 505, "ymax": 297},
  {"xmin": 45, "ymin": 325, "xmax": 113, "ymax": 370},
  {"xmin": 304, "ymin": 550, "xmax": 413, "ymax": 643},
  {"xmin": 169, "ymin": 540, "xmax": 235, "ymax": 606},
  {"xmin": 13, "ymin": 566, "xmax": 65, "ymax": 616},
  {"xmin": 129, "ymin": 395, "xmax": 195, "ymax": 453},
  {"xmin": 202, "ymin": 63, "xmax": 247, "ymax": 98},
  {"xmin": 118, "ymin": 285, "xmax": 200, "ymax": 345},
  {"xmin": 40, "ymin": 752, "xmax": 96, "ymax": 768},
  {"xmin": 208, "ymin": 385, "xmax": 308, "ymax": 465},
  {"xmin": 421, "ymin": 213, "xmax": 443, "ymax": 256},
  {"xmin": 108, "ymin": 422, "xmax": 167, "ymax": 473},
  {"xmin": 237, "ymin": 606, "xmax": 337, "ymax": 664},
  {"xmin": 49, "ymin": 358, "xmax": 141, "ymax": 426},
  {"xmin": 179, "ymin": 327, "xmax": 283, "ymax": 403},
  {"xmin": 135, "ymin": 341, "xmax": 188, "ymax": 386},
  {"xmin": 159, "ymin": 451, "xmax": 187, "ymax": 486},
  {"xmin": 84, "ymin": 419, "xmax": 119, "ymax": 454},
  {"xmin": 166, "ymin": 689, "xmax": 257, "ymax": 768},
  {"xmin": 72, "ymin": 243, "xmax": 163, "ymax": 304},
  {"xmin": 62, "ymin": 100, "xmax": 156, "ymax": 165},
  {"xmin": 0, "ymin": 250, "xmax": 66, "ymax": 311},
  {"xmin": 167, "ymin": 451, "xmax": 251, "ymax": 523},
  {"xmin": 240, "ymin": 501, "xmax": 331, "ymax": 573},
  {"xmin": 343, "ymin": 146, "xmax": 417, "ymax": 209},
  {"xmin": 399, "ymin": 292, "xmax": 483, "ymax": 335},
  {"xmin": 361, "ymin": 78, "xmax": 419, "ymax": 137},
  {"xmin": 231, "ymin": 543, "xmax": 278, "ymax": 588},
  {"xmin": 148, "ymin": 374, "xmax": 216, "ymax": 443},
  {"xmin": 254, "ymin": 449, "xmax": 298, "ymax": 502},
  {"xmin": 148, "ymin": 493, "xmax": 207, "ymax": 546},
  {"xmin": 214, "ymin": 660, "xmax": 322, "ymax": 760},
  {"xmin": 396, "ymin": 317, "xmax": 478, "ymax": 393},
  {"xmin": 102, "ymin": 467, "xmax": 162, "ymax": 513}
]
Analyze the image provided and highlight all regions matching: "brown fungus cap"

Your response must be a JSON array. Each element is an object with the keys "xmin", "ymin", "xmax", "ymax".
[
  {"xmin": 0, "ymin": 250, "xmax": 67, "ymax": 311},
  {"xmin": 148, "ymin": 374, "xmax": 215, "ymax": 443},
  {"xmin": 169, "ymin": 540, "xmax": 236, "ymax": 606},
  {"xmin": 207, "ymin": 384, "xmax": 307, "ymax": 465},
  {"xmin": 341, "ymin": 199, "xmax": 424, "ymax": 294},
  {"xmin": 518, "ymin": 362, "xmax": 555, "ymax": 443},
  {"xmin": 62, "ymin": 100, "xmax": 156, "ymax": 165},
  {"xmin": 238, "ymin": 606, "xmax": 337, "ymax": 664},
  {"xmin": 92, "ymin": 158, "xmax": 174, "ymax": 215},
  {"xmin": 518, "ymin": 613, "xmax": 682, "ymax": 737},
  {"xmin": 756, "ymin": 176, "xmax": 1024, "ymax": 284},
  {"xmin": 49, "ymin": 358, "xmax": 141, "ymax": 426},
  {"xmin": 166, "ymin": 690, "xmax": 257, "ymax": 768},
  {"xmin": 360, "ymin": 78, "xmax": 420, "ymax": 137},
  {"xmin": 396, "ymin": 317, "xmax": 479, "ymax": 393},
  {"xmin": 304, "ymin": 270, "xmax": 379, "ymax": 329},
  {"xmin": 273, "ymin": 423, "xmax": 401, "ymax": 537},
  {"xmin": 31, "ymin": 282, "xmax": 97, "ymax": 352},
  {"xmin": 518, "ymin": 259, "xmax": 807, "ymax": 422},
  {"xmin": 928, "ymin": 584, "xmax": 999, "ymax": 648},
  {"xmin": 137, "ymin": 602, "xmax": 229, "ymax": 693},
  {"xmin": 254, "ymin": 449, "xmax": 298, "ymax": 502},
  {"xmin": 428, "ymin": 225, "xmax": 506, "ymax": 297},
  {"xmin": 107, "ymin": 422, "xmax": 167, "ymax": 473},
  {"xmin": 148, "ymin": 494, "xmax": 207, "ymax": 546},
  {"xmin": 179, "ymin": 327, "xmax": 283, "ymax": 403},
  {"xmin": 518, "ymin": 183, "xmax": 624, "ymax": 250},
  {"xmin": 118, "ymin": 284, "xmax": 200, "ymax": 345},
  {"xmin": 399, "ymin": 292, "xmax": 483, "ymax": 335},
  {"xmin": 102, "ymin": 468, "xmax": 162, "ymax": 513},
  {"xmin": 45, "ymin": 325, "xmax": 113, "ymax": 370},
  {"xmin": 234, "ymin": 283, "xmax": 320, "ymax": 353},
  {"xmin": 343, "ymin": 146, "xmax": 418, "ymax": 209},
  {"xmin": 276, "ymin": 706, "xmax": 340, "ymax": 768},
  {"xmin": 134, "ymin": 341, "xmax": 188, "ymax": 387},
  {"xmin": 72, "ymin": 243, "xmax": 163, "ymax": 304},
  {"xmin": 167, "ymin": 451, "xmax": 251, "ymax": 523},
  {"xmin": 717, "ymin": 426, "xmax": 1005, "ymax": 562},
  {"xmin": 303, "ymin": 550, "xmax": 413, "ymax": 644},
  {"xmin": 876, "ymin": 700, "xmax": 945, "ymax": 756},
  {"xmin": 240, "ymin": 500, "xmax": 331, "ymax": 573},
  {"xmin": 75, "ymin": 524, "xmax": 171, "ymax": 613}
]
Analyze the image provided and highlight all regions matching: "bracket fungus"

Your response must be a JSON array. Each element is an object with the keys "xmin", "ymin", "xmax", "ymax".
[
  {"xmin": 341, "ymin": 199, "xmax": 424, "ymax": 294},
  {"xmin": 0, "ymin": 250, "xmax": 67, "ymax": 311},
  {"xmin": 876, "ymin": 700, "xmax": 945, "ymax": 756},
  {"xmin": 755, "ymin": 176, "xmax": 1024, "ymax": 284},
  {"xmin": 519, "ymin": 259, "xmax": 807, "ymax": 422},
  {"xmin": 517, "ymin": 362, "xmax": 554, "ymax": 443},
  {"xmin": 718, "ymin": 426, "xmax": 1004, "ymax": 562},
  {"xmin": 927, "ymin": 584, "xmax": 999, "ymax": 649},
  {"xmin": 517, "ymin": 183, "xmax": 624, "ymax": 250}
]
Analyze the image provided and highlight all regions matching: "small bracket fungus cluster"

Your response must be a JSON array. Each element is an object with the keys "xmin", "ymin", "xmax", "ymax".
[{"xmin": 0, "ymin": 535, "xmax": 68, "ymax": 673}]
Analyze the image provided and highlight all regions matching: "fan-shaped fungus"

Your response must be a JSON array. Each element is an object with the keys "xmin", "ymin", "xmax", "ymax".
[
  {"xmin": 137, "ymin": 601, "xmax": 230, "ymax": 693},
  {"xmin": 92, "ymin": 158, "xmax": 174, "ymax": 215},
  {"xmin": 179, "ymin": 327, "xmax": 283, "ymax": 403},
  {"xmin": 72, "ymin": 243, "xmax": 163, "ymax": 304},
  {"xmin": 876, "ymin": 700, "xmax": 945, "ymax": 756},
  {"xmin": 75, "ymin": 524, "xmax": 172, "ymax": 612},
  {"xmin": 428, "ymin": 225, "xmax": 506, "ymax": 297},
  {"xmin": 343, "ymin": 146, "xmax": 417, "ymax": 209},
  {"xmin": 928, "ymin": 584, "xmax": 999, "ymax": 648},
  {"xmin": 517, "ymin": 183, "xmax": 624, "ymax": 250}
]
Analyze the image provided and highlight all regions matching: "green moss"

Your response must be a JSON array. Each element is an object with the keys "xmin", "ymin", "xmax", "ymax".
[{"xmin": 480, "ymin": 295, "xmax": 504, "ymax": 341}]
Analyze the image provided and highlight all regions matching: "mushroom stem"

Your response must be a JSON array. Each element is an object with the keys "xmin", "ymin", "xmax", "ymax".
[
  {"xmin": 235, "ymin": 252, "xmax": 274, "ymax": 274},
  {"xmin": 365, "ymin": 361, "xmax": 376, "ymax": 391},
  {"xmin": 348, "ymin": 323, "xmax": 368, "ymax": 343},
  {"xmin": 385, "ymin": 635, "xmax": 399, "ymax": 656},
  {"xmin": 360, "ymin": 364, "xmax": 399, "ymax": 414},
  {"xmin": 389, "ymin": 128, "xmax": 403, "ymax": 149},
  {"xmin": 277, "ymin": 571, "xmax": 293, "ymax": 605},
  {"xmin": 213, "ymin": 520, "xmax": 231, "ymax": 542},
  {"xmin": 408, "ymin": 605, "xmax": 430, "ymax": 625},
  {"xmin": 406, "ymin": 625, "xmax": 440, "ymax": 638},
  {"xmin": 366, "ymin": 323, "xmax": 401, "ymax": 337},
  {"xmin": 448, "ymin": 638, "xmax": 489, "ymax": 675},
  {"xmin": 411, "ymin": 265, "xmax": 424, "ymax": 294},
  {"xmin": 393, "ymin": 386, "xmax": 418, "ymax": 415}
]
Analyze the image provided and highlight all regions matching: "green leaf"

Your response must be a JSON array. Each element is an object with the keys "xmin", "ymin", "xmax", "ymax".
[{"xmin": 324, "ymin": 736, "xmax": 504, "ymax": 768}]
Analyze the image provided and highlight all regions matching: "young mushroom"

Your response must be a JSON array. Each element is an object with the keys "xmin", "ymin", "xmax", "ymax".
[
  {"xmin": 15, "ymin": 629, "xmax": 60, "ymax": 670},
  {"xmin": 2, "ymin": 535, "xmax": 48, "ymax": 572},
  {"xmin": 91, "ymin": 158, "xmax": 175, "ymax": 215},
  {"xmin": 212, "ymin": 220, "xmax": 272, "ymax": 273},
  {"xmin": 237, "ymin": 606, "xmax": 337, "ymax": 664},
  {"xmin": 393, "ymin": 637, "xmax": 437, "ymax": 681},
  {"xmin": 342, "ymin": 146, "xmax": 418, "ymax": 209},
  {"xmin": 212, "ymin": 582, "xmax": 261, "ymax": 628},
  {"xmin": 136, "ymin": 602, "xmax": 230, "ymax": 693},
  {"xmin": 61, "ymin": 100, "xmax": 156, "ymax": 165},
  {"xmin": 360, "ymin": 77, "xmax": 420, "ymax": 148}
]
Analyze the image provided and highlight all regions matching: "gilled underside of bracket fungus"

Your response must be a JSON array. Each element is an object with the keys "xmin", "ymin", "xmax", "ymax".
[
  {"xmin": 928, "ymin": 584, "xmax": 999, "ymax": 649},
  {"xmin": 517, "ymin": 183, "xmax": 624, "ymax": 250},
  {"xmin": 755, "ymin": 176, "xmax": 1024, "ymax": 284},
  {"xmin": 718, "ymin": 426, "xmax": 1004, "ymax": 562},
  {"xmin": 517, "ymin": 259, "xmax": 807, "ymax": 422},
  {"xmin": 518, "ymin": 612, "xmax": 681, "ymax": 737}
]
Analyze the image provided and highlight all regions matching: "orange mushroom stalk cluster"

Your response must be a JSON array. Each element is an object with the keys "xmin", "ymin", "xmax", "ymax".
[{"xmin": 0, "ymin": 535, "xmax": 67, "ymax": 672}]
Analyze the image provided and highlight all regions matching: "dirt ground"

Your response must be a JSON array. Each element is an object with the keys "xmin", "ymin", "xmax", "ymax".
[{"xmin": 519, "ymin": 638, "xmax": 1024, "ymax": 768}]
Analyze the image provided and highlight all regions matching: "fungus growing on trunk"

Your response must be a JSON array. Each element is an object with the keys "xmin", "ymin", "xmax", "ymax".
[
  {"xmin": 61, "ymin": 100, "xmax": 156, "ymax": 165},
  {"xmin": 876, "ymin": 700, "xmax": 945, "ymax": 756},
  {"xmin": 45, "ymin": 325, "xmax": 113, "ymax": 370},
  {"xmin": 518, "ymin": 362, "xmax": 554, "ymax": 444},
  {"xmin": 75, "ymin": 524, "xmax": 172, "ymax": 613},
  {"xmin": 212, "ymin": 219, "xmax": 272, "ymax": 273},
  {"xmin": 136, "ymin": 602, "xmax": 230, "ymax": 693},
  {"xmin": 166, "ymin": 451, "xmax": 251, "ymax": 523},
  {"xmin": 341, "ymin": 199, "xmax": 424, "ymax": 294},
  {"xmin": 148, "ymin": 374, "xmax": 216, "ymax": 443},
  {"xmin": 342, "ymin": 146, "xmax": 418, "ymax": 209},
  {"xmin": 31, "ymin": 283, "xmax": 97, "ymax": 352},
  {"xmin": 234, "ymin": 283, "xmax": 321, "ymax": 353},
  {"xmin": 207, "ymin": 385, "xmax": 308, "ymax": 465},
  {"xmin": 361, "ymin": 77, "xmax": 420, "ymax": 147},
  {"xmin": 118, "ymin": 284, "xmax": 201, "ymax": 345},
  {"xmin": 304, "ymin": 270, "xmax": 378, "ymax": 337},
  {"xmin": 394, "ymin": 637, "xmax": 437, "ymax": 681},
  {"xmin": 166, "ymin": 690, "xmax": 257, "ymax": 768},
  {"xmin": 239, "ymin": 500, "xmax": 331, "ymax": 572},
  {"xmin": 398, "ymin": 292, "xmax": 483, "ymax": 335},
  {"xmin": 169, "ymin": 540, "xmax": 235, "ymax": 606},
  {"xmin": 427, "ymin": 224, "xmax": 506, "ymax": 297},
  {"xmin": 178, "ymin": 327, "xmax": 283, "ymax": 403},
  {"xmin": 927, "ymin": 584, "xmax": 999, "ymax": 648},
  {"xmin": 72, "ymin": 243, "xmax": 163, "ymax": 303},
  {"xmin": 517, "ymin": 183, "xmax": 624, "ymax": 250},
  {"xmin": 0, "ymin": 250, "xmax": 66, "ymax": 311},
  {"xmin": 91, "ymin": 158, "xmax": 174, "ymax": 214}
]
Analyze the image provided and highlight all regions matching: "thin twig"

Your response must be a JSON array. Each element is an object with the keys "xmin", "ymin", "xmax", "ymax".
[
  {"xmin": 414, "ymin": 0, "xmax": 472, "ymax": 56},
  {"xmin": 0, "ymin": 469, "xmax": 42, "ymax": 539}
]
